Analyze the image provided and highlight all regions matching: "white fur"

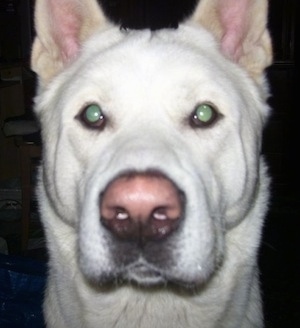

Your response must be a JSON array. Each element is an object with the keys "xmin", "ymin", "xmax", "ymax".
[{"xmin": 32, "ymin": 1, "xmax": 272, "ymax": 327}]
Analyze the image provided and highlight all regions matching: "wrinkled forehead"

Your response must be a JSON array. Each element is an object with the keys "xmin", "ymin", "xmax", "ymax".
[{"xmin": 71, "ymin": 25, "xmax": 238, "ymax": 95}]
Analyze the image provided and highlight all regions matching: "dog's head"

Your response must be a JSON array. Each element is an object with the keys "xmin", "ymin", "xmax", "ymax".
[{"xmin": 32, "ymin": 0, "xmax": 272, "ymax": 288}]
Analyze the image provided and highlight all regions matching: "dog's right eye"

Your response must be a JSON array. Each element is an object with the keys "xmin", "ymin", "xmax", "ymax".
[
  {"xmin": 189, "ymin": 103, "xmax": 219, "ymax": 128},
  {"xmin": 79, "ymin": 104, "xmax": 106, "ymax": 129}
]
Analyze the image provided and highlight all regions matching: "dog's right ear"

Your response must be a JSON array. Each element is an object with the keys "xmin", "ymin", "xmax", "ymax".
[
  {"xmin": 188, "ymin": 0, "xmax": 272, "ymax": 82},
  {"xmin": 31, "ymin": 0, "xmax": 107, "ymax": 86}
]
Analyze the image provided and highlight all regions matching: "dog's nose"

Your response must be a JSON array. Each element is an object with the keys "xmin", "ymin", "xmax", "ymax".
[{"xmin": 100, "ymin": 172, "xmax": 184, "ymax": 242}]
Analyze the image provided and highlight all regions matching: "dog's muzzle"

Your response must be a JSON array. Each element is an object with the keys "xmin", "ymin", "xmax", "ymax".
[
  {"xmin": 96, "ymin": 170, "xmax": 187, "ymax": 286},
  {"xmin": 79, "ymin": 139, "xmax": 218, "ymax": 288}
]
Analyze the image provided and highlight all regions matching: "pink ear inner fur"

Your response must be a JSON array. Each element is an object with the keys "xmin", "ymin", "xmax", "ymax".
[
  {"xmin": 49, "ymin": 0, "xmax": 81, "ymax": 61},
  {"xmin": 219, "ymin": 0, "xmax": 251, "ymax": 60}
]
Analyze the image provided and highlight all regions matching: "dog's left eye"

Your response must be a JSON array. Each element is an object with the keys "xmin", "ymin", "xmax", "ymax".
[
  {"xmin": 79, "ymin": 104, "xmax": 106, "ymax": 129},
  {"xmin": 190, "ymin": 103, "xmax": 218, "ymax": 127}
]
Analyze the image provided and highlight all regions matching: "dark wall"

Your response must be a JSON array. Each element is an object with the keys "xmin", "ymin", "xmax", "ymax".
[{"xmin": 99, "ymin": 0, "xmax": 197, "ymax": 30}]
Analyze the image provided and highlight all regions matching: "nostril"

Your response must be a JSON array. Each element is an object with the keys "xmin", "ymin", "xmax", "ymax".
[
  {"xmin": 101, "ymin": 206, "xmax": 134, "ymax": 240},
  {"xmin": 151, "ymin": 206, "xmax": 180, "ymax": 221},
  {"xmin": 100, "ymin": 206, "xmax": 129, "ymax": 221},
  {"xmin": 152, "ymin": 208, "xmax": 168, "ymax": 221},
  {"xmin": 115, "ymin": 208, "xmax": 129, "ymax": 220}
]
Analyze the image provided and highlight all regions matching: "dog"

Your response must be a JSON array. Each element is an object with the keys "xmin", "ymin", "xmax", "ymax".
[{"xmin": 31, "ymin": 0, "xmax": 272, "ymax": 327}]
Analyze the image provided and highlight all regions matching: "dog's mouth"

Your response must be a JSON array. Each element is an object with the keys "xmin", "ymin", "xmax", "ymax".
[
  {"xmin": 90, "ymin": 257, "xmax": 211, "ymax": 290},
  {"xmin": 123, "ymin": 262, "xmax": 166, "ymax": 286},
  {"xmin": 91, "ymin": 258, "xmax": 199, "ymax": 289},
  {"xmin": 89, "ymin": 235, "xmax": 179, "ymax": 287}
]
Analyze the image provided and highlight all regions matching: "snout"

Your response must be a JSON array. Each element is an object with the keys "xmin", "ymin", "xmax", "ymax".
[
  {"xmin": 100, "ymin": 171, "xmax": 185, "ymax": 244},
  {"xmin": 79, "ymin": 144, "xmax": 218, "ymax": 287}
]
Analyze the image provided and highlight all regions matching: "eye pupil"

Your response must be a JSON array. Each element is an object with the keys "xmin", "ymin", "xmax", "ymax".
[
  {"xmin": 195, "ymin": 104, "xmax": 213, "ymax": 123},
  {"xmin": 85, "ymin": 104, "xmax": 102, "ymax": 123},
  {"xmin": 190, "ymin": 103, "xmax": 218, "ymax": 128},
  {"xmin": 78, "ymin": 103, "xmax": 106, "ymax": 130}
]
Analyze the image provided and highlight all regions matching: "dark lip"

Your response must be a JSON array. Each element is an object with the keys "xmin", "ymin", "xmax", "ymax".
[
  {"xmin": 127, "ymin": 263, "xmax": 163, "ymax": 278},
  {"xmin": 84, "ymin": 261, "xmax": 208, "ymax": 291},
  {"xmin": 122, "ymin": 264, "xmax": 206, "ymax": 291}
]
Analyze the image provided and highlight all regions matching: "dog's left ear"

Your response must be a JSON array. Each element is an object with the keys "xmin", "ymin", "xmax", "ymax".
[
  {"xmin": 188, "ymin": 0, "xmax": 272, "ymax": 81},
  {"xmin": 31, "ymin": 0, "xmax": 107, "ymax": 86}
]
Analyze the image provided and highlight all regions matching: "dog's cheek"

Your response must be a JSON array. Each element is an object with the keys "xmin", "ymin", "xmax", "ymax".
[
  {"xmin": 165, "ymin": 178, "xmax": 225, "ymax": 285},
  {"xmin": 184, "ymin": 125, "xmax": 259, "ymax": 229},
  {"xmin": 42, "ymin": 133, "xmax": 84, "ymax": 226},
  {"xmin": 215, "ymin": 137, "xmax": 260, "ymax": 228}
]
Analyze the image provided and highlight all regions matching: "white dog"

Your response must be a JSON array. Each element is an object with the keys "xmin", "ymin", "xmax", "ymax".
[{"xmin": 31, "ymin": 0, "xmax": 272, "ymax": 327}]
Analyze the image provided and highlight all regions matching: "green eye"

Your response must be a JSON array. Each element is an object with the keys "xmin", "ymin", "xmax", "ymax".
[
  {"xmin": 84, "ymin": 104, "xmax": 103, "ymax": 123},
  {"xmin": 80, "ymin": 104, "xmax": 105, "ymax": 129},
  {"xmin": 191, "ymin": 103, "xmax": 218, "ymax": 127},
  {"xmin": 195, "ymin": 104, "xmax": 213, "ymax": 122}
]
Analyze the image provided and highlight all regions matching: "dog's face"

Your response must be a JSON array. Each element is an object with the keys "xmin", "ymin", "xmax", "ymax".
[{"xmin": 32, "ymin": 0, "xmax": 272, "ymax": 288}]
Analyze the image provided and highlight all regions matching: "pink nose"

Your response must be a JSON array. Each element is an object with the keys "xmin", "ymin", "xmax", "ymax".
[{"xmin": 100, "ymin": 172, "xmax": 184, "ymax": 242}]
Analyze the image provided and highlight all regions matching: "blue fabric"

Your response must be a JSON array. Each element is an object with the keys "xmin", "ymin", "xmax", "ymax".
[{"xmin": 0, "ymin": 254, "xmax": 46, "ymax": 327}]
